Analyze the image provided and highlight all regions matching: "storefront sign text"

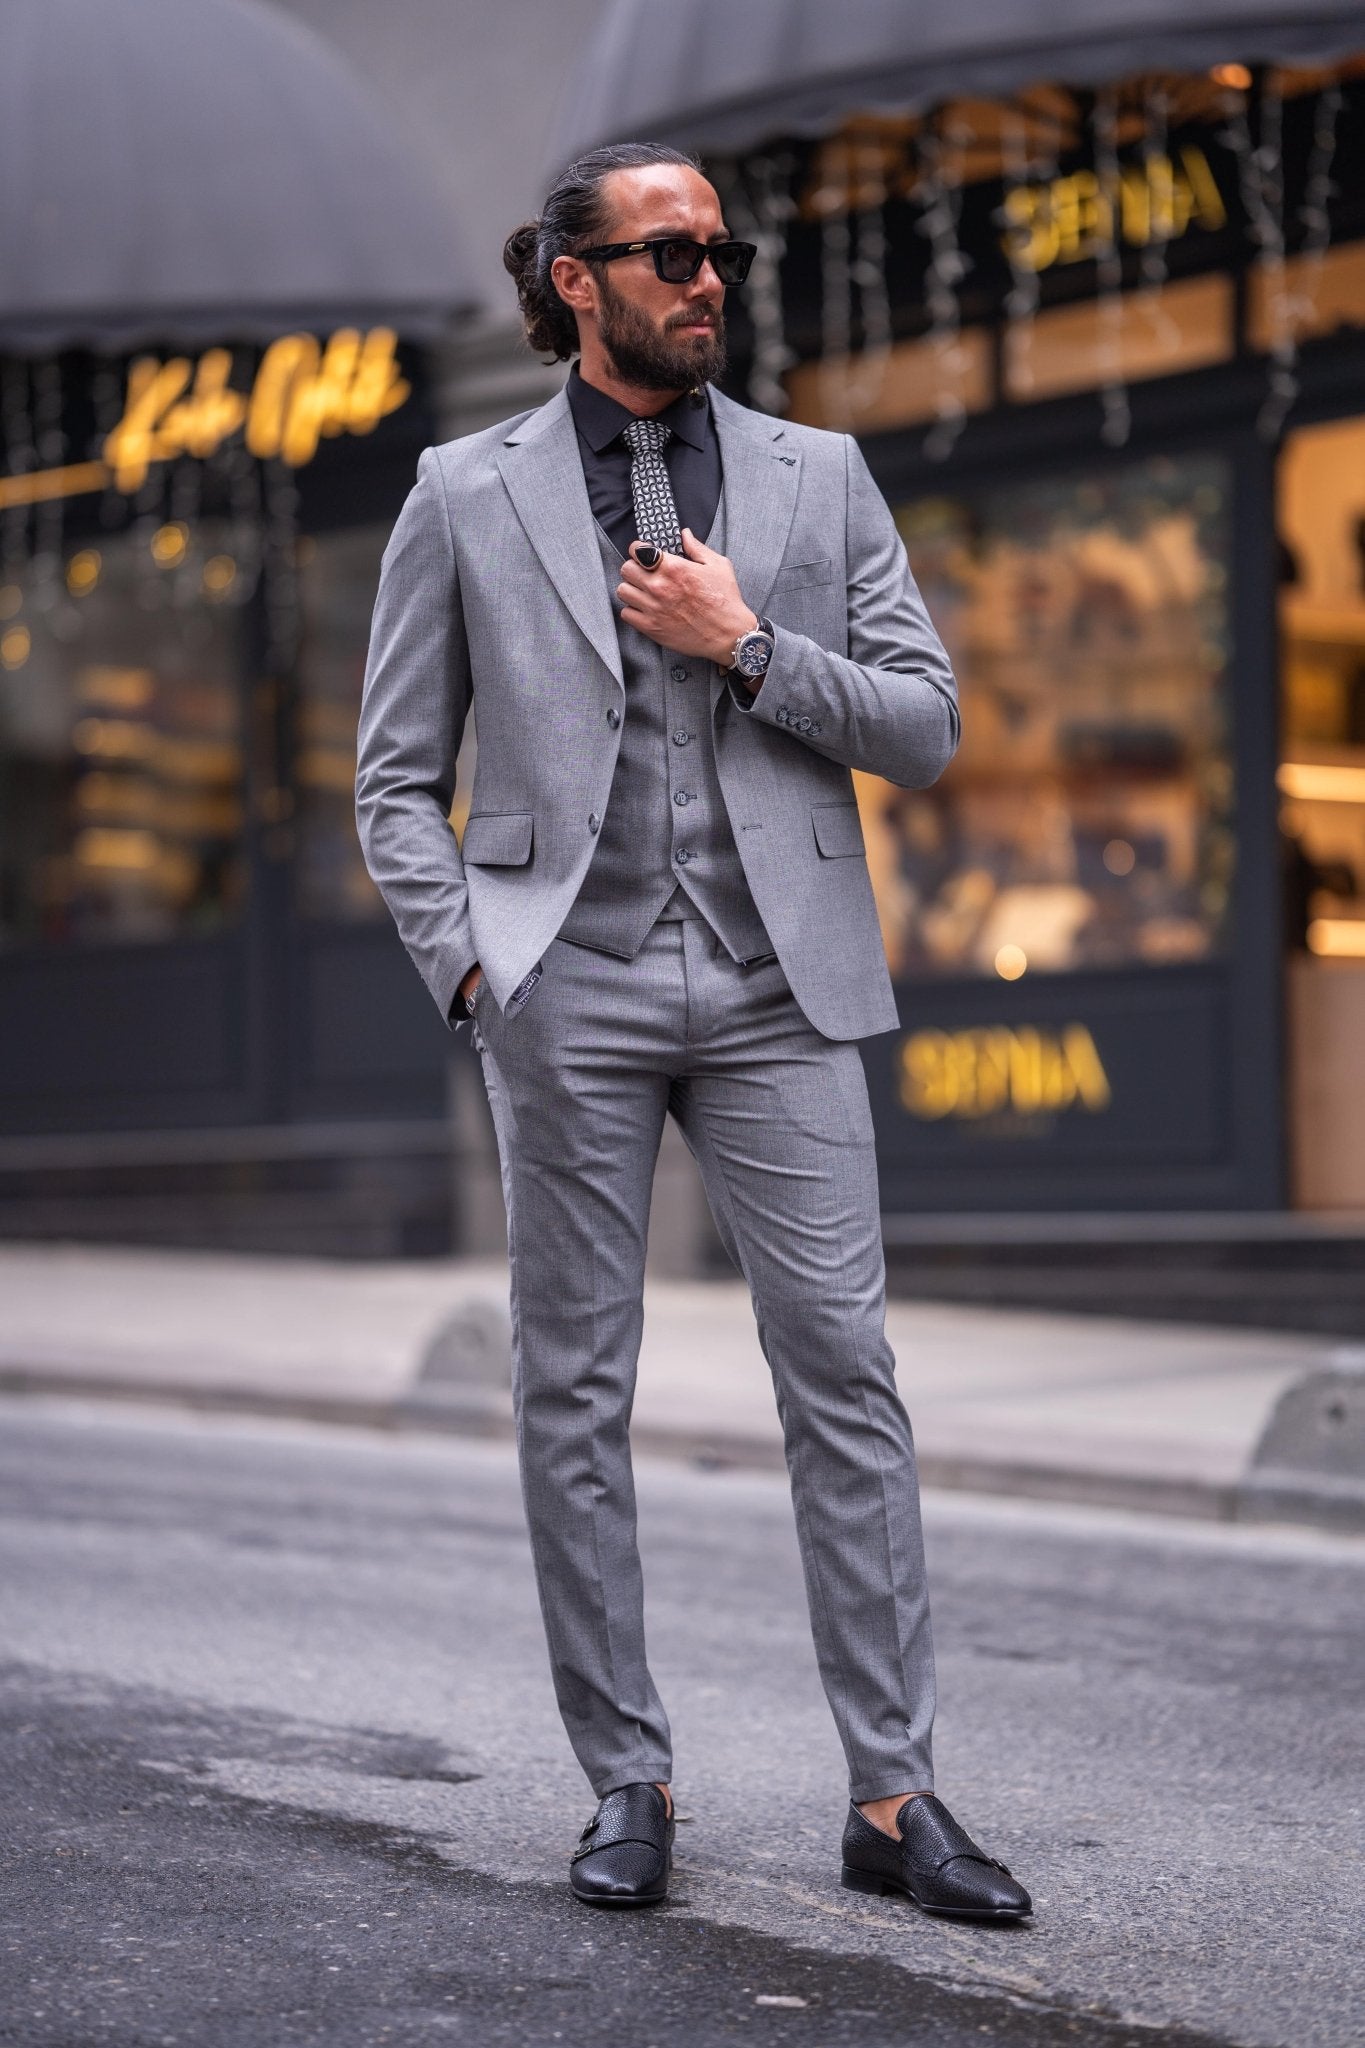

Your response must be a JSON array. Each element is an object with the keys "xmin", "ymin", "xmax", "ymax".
[
  {"xmin": 899, "ymin": 1023, "xmax": 1112, "ymax": 1121},
  {"xmin": 103, "ymin": 328, "xmax": 410, "ymax": 490},
  {"xmin": 999, "ymin": 147, "xmax": 1227, "ymax": 272},
  {"xmin": 0, "ymin": 328, "xmax": 411, "ymax": 512}
]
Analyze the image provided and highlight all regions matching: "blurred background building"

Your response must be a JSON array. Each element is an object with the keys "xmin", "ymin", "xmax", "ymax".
[{"xmin": 3, "ymin": 1, "xmax": 1365, "ymax": 1313}]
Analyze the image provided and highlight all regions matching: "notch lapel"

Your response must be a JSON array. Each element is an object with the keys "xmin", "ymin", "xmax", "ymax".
[
  {"xmin": 495, "ymin": 388, "xmax": 623, "ymax": 685},
  {"xmin": 711, "ymin": 389, "xmax": 801, "ymax": 629}
]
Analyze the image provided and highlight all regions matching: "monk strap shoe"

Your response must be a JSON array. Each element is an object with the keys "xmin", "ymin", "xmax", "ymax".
[
  {"xmin": 569, "ymin": 1782, "xmax": 673, "ymax": 1908},
  {"xmin": 841, "ymin": 1794, "xmax": 1032, "ymax": 1921}
]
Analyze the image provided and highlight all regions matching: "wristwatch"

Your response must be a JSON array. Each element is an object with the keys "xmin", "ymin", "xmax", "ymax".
[{"xmin": 727, "ymin": 616, "xmax": 775, "ymax": 681}]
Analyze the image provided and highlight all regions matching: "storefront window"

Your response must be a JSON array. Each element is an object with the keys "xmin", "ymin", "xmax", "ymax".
[
  {"xmin": 293, "ymin": 527, "xmax": 387, "ymax": 922},
  {"xmin": 294, "ymin": 521, "xmax": 476, "ymax": 922},
  {"xmin": 0, "ymin": 530, "xmax": 246, "ymax": 946},
  {"xmin": 862, "ymin": 451, "xmax": 1235, "ymax": 980}
]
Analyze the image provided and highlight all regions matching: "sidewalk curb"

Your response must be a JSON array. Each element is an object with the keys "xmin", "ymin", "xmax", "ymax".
[{"xmin": 3, "ymin": 1360, "xmax": 1339, "ymax": 1531}]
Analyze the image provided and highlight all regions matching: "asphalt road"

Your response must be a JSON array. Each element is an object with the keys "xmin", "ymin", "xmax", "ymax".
[{"xmin": 0, "ymin": 1397, "xmax": 1360, "ymax": 2048}]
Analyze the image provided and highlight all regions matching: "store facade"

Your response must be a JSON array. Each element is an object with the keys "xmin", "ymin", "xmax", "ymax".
[
  {"xmin": 558, "ymin": 16, "xmax": 1365, "ymax": 1217},
  {"xmin": 0, "ymin": 0, "xmax": 475, "ymax": 1251}
]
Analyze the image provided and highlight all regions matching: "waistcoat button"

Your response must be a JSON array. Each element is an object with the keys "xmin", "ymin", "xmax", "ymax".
[
  {"xmin": 672, "ymin": 729, "xmax": 691, "ymax": 746},
  {"xmin": 674, "ymin": 848, "xmax": 692, "ymax": 865},
  {"xmin": 670, "ymin": 665, "xmax": 688, "ymax": 681},
  {"xmin": 673, "ymin": 790, "xmax": 694, "ymax": 806},
  {"xmin": 606, "ymin": 707, "xmax": 620, "ymax": 729}
]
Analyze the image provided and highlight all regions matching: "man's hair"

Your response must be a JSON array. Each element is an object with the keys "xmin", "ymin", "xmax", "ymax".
[{"xmin": 502, "ymin": 143, "xmax": 702, "ymax": 360}]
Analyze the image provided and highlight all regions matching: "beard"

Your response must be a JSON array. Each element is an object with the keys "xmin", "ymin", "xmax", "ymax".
[{"xmin": 597, "ymin": 275, "xmax": 727, "ymax": 391}]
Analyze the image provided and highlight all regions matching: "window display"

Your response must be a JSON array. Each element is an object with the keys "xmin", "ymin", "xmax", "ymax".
[
  {"xmin": 293, "ymin": 526, "xmax": 388, "ymax": 923},
  {"xmin": 862, "ymin": 451, "xmax": 1236, "ymax": 981},
  {"xmin": 0, "ymin": 527, "xmax": 245, "ymax": 945}
]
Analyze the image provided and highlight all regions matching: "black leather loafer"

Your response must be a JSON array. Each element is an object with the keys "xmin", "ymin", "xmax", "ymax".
[
  {"xmin": 569, "ymin": 1782, "xmax": 673, "ymax": 1908},
  {"xmin": 841, "ymin": 1794, "xmax": 1032, "ymax": 1921}
]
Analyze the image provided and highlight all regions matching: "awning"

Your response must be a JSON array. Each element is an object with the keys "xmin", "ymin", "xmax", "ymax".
[
  {"xmin": 552, "ymin": 0, "xmax": 1365, "ymax": 163},
  {"xmin": 1, "ymin": 0, "xmax": 480, "ymax": 355}
]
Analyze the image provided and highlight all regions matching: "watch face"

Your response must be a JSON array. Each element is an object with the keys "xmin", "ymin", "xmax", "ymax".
[{"xmin": 736, "ymin": 634, "xmax": 772, "ymax": 677}]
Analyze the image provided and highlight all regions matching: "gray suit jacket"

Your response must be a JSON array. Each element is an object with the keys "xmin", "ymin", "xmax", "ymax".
[{"xmin": 356, "ymin": 384, "xmax": 958, "ymax": 1042}]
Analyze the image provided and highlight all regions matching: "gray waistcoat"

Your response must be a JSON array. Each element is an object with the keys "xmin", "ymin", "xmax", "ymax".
[{"xmin": 557, "ymin": 494, "xmax": 773, "ymax": 962}]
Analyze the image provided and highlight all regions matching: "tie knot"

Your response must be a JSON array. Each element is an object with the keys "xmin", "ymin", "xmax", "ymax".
[{"xmin": 622, "ymin": 417, "xmax": 671, "ymax": 458}]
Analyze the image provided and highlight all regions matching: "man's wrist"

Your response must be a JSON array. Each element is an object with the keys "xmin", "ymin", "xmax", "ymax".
[{"xmin": 712, "ymin": 607, "xmax": 759, "ymax": 666}]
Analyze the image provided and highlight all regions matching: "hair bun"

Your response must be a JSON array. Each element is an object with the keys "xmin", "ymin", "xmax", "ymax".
[{"xmin": 502, "ymin": 220, "xmax": 541, "ymax": 278}]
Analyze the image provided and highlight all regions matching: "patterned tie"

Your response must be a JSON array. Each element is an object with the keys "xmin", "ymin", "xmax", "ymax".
[{"xmin": 621, "ymin": 416, "xmax": 683, "ymax": 555}]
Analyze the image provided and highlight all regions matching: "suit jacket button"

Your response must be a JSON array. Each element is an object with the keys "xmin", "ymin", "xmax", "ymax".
[
  {"xmin": 606, "ymin": 707, "xmax": 620, "ymax": 729},
  {"xmin": 588, "ymin": 813, "xmax": 600, "ymax": 834}
]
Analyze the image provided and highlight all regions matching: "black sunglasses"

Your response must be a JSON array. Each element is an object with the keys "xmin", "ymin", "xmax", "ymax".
[{"xmin": 576, "ymin": 236, "xmax": 757, "ymax": 286}]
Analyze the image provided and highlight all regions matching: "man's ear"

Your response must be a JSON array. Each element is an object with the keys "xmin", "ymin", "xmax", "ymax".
[{"xmin": 550, "ymin": 254, "xmax": 595, "ymax": 316}]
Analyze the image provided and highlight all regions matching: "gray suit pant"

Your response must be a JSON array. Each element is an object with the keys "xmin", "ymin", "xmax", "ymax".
[{"xmin": 472, "ymin": 915, "xmax": 936, "ymax": 1803}]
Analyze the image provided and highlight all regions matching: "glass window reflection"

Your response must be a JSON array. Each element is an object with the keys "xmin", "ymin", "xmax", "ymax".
[
  {"xmin": 293, "ymin": 527, "xmax": 386, "ymax": 923},
  {"xmin": 863, "ymin": 452, "xmax": 1236, "ymax": 981},
  {"xmin": 0, "ymin": 530, "xmax": 245, "ymax": 945}
]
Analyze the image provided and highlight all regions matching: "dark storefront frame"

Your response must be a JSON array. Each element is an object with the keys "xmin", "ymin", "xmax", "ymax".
[
  {"xmin": 861, "ymin": 369, "xmax": 1289, "ymax": 1211},
  {"xmin": 706, "ymin": 69, "xmax": 1365, "ymax": 1214},
  {"xmin": 0, "ymin": 344, "xmax": 451, "ymax": 1149}
]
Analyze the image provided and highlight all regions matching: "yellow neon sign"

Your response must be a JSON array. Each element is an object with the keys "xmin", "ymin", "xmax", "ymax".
[
  {"xmin": 899, "ymin": 1023, "xmax": 1112, "ymax": 1122},
  {"xmin": 0, "ymin": 327, "xmax": 411, "ymax": 510},
  {"xmin": 1000, "ymin": 147, "xmax": 1227, "ymax": 273}
]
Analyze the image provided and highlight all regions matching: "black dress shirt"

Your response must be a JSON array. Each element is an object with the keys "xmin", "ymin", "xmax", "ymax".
[{"xmin": 566, "ymin": 363, "xmax": 722, "ymax": 559}]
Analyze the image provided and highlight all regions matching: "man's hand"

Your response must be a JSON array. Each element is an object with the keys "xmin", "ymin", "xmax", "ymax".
[
  {"xmin": 458, "ymin": 964, "xmax": 482, "ymax": 1008},
  {"xmin": 617, "ymin": 529, "xmax": 757, "ymax": 673}
]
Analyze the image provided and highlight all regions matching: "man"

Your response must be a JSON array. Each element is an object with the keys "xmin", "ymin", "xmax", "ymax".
[{"xmin": 356, "ymin": 142, "xmax": 1031, "ymax": 1922}]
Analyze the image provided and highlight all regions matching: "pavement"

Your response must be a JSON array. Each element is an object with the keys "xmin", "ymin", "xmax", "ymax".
[
  {"xmin": 3, "ymin": 1240, "xmax": 1362, "ymax": 1529},
  {"xmin": 3, "ymin": 1399, "xmax": 1362, "ymax": 2047}
]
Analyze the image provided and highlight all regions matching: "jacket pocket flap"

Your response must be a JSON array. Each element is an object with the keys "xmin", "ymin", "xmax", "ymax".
[
  {"xmin": 812, "ymin": 802, "xmax": 865, "ymax": 858},
  {"xmin": 463, "ymin": 811, "xmax": 533, "ymax": 866},
  {"xmin": 771, "ymin": 556, "xmax": 834, "ymax": 593}
]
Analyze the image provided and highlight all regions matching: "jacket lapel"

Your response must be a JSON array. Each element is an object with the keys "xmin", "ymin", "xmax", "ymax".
[
  {"xmin": 711, "ymin": 389, "xmax": 802, "ymax": 624},
  {"xmin": 495, "ymin": 388, "xmax": 623, "ymax": 685}
]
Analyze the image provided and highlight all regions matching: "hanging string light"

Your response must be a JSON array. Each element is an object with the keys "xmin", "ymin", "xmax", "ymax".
[
  {"xmin": 27, "ymin": 358, "xmax": 83, "ymax": 640},
  {"xmin": 1000, "ymin": 103, "xmax": 1041, "ymax": 399},
  {"xmin": 1292, "ymin": 80, "xmax": 1343, "ymax": 336},
  {"xmin": 916, "ymin": 106, "xmax": 974, "ymax": 463},
  {"xmin": 262, "ymin": 455, "xmax": 301, "ymax": 673},
  {"xmin": 1092, "ymin": 87, "xmax": 1132, "ymax": 447},
  {"xmin": 0, "ymin": 361, "xmax": 35, "ymax": 607},
  {"xmin": 722, "ymin": 151, "xmax": 796, "ymax": 417},
  {"xmin": 1221, "ymin": 69, "xmax": 1295, "ymax": 440},
  {"xmin": 91, "ymin": 354, "xmax": 129, "ymax": 536},
  {"xmin": 818, "ymin": 134, "xmax": 855, "ymax": 429},
  {"xmin": 1137, "ymin": 79, "xmax": 1182, "ymax": 357},
  {"xmin": 846, "ymin": 132, "xmax": 893, "ymax": 416}
]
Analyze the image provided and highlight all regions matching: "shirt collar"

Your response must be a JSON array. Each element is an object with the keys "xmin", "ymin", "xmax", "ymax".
[{"xmin": 567, "ymin": 363, "xmax": 711, "ymax": 454}]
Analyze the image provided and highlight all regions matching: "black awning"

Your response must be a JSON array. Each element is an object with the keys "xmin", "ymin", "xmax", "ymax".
[
  {"xmin": 1, "ymin": 0, "xmax": 481, "ymax": 355},
  {"xmin": 552, "ymin": 0, "xmax": 1365, "ymax": 163}
]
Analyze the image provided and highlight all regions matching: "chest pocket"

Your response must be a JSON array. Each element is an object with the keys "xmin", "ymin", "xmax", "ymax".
[{"xmin": 770, "ymin": 557, "xmax": 834, "ymax": 596}]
